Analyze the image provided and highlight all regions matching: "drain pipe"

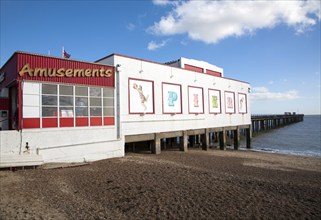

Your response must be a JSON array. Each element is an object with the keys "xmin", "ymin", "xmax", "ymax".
[{"xmin": 116, "ymin": 64, "xmax": 121, "ymax": 139}]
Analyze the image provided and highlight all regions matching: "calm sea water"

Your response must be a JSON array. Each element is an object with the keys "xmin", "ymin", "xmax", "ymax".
[{"xmin": 242, "ymin": 115, "xmax": 321, "ymax": 158}]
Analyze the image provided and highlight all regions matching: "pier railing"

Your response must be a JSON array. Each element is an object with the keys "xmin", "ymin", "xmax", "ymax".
[{"xmin": 251, "ymin": 114, "xmax": 304, "ymax": 133}]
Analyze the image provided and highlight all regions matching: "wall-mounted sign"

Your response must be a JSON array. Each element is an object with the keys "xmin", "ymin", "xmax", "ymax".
[
  {"xmin": 19, "ymin": 63, "xmax": 113, "ymax": 78},
  {"xmin": 225, "ymin": 91, "xmax": 235, "ymax": 114},
  {"xmin": 162, "ymin": 82, "xmax": 182, "ymax": 114},
  {"xmin": 188, "ymin": 86, "xmax": 204, "ymax": 114},
  {"xmin": 238, "ymin": 93, "xmax": 247, "ymax": 113},
  {"xmin": 208, "ymin": 89, "xmax": 221, "ymax": 114},
  {"xmin": 129, "ymin": 78, "xmax": 154, "ymax": 114}
]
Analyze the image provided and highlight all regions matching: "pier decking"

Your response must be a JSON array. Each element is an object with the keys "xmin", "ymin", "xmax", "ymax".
[
  {"xmin": 125, "ymin": 114, "xmax": 304, "ymax": 154},
  {"xmin": 251, "ymin": 114, "xmax": 304, "ymax": 133}
]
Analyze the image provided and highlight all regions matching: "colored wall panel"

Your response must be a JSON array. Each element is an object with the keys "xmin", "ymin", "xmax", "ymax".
[
  {"xmin": 60, "ymin": 118, "xmax": 74, "ymax": 127},
  {"xmin": 23, "ymin": 118, "xmax": 40, "ymax": 129},
  {"xmin": 17, "ymin": 53, "xmax": 115, "ymax": 87},
  {"xmin": 184, "ymin": 64, "xmax": 203, "ymax": 73},
  {"xmin": 42, "ymin": 118, "xmax": 58, "ymax": 128},
  {"xmin": 90, "ymin": 117, "xmax": 102, "ymax": 126},
  {"xmin": 104, "ymin": 117, "xmax": 114, "ymax": 126},
  {"xmin": 206, "ymin": 69, "xmax": 222, "ymax": 77},
  {"xmin": 76, "ymin": 117, "xmax": 88, "ymax": 126}
]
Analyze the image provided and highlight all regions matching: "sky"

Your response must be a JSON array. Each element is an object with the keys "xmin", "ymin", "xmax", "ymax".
[{"xmin": 1, "ymin": 0, "xmax": 320, "ymax": 115}]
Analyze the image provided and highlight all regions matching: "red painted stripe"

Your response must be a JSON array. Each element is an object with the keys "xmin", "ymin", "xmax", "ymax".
[
  {"xmin": 90, "ymin": 117, "xmax": 102, "ymax": 126},
  {"xmin": 42, "ymin": 118, "xmax": 58, "ymax": 128},
  {"xmin": 76, "ymin": 117, "xmax": 88, "ymax": 126},
  {"xmin": 184, "ymin": 64, "xmax": 203, "ymax": 73},
  {"xmin": 60, "ymin": 118, "xmax": 74, "ymax": 127},
  {"xmin": 206, "ymin": 69, "xmax": 221, "ymax": 77},
  {"xmin": 23, "ymin": 118, "xmax": 40, "ymax": 129},
  {"xmin": 104, "ymin": 117, "xmax": 114, "ymax": 126}
]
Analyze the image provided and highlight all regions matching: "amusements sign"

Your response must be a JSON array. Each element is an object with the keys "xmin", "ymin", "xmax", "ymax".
[
  {"xmin": 208, "ymin": 89, "xmax": 221, "ymax": 114},
  {"xmin": 188, "ymin": 86, "xmax": 204, "ymax": 114},
  {"xmin": 162, "ymin": 83, "xmax": 182, "ymax": 114},
  {"xmin": 129, "ymin": 78, "xmax": 154, "ymax": 114},
  {"xmin": 238, "ymin": 93, "xmax": 247, "ymax": 113},
  {"xmin": 225, "ymin": 91, "xmax": 235, "ymax": 114}
]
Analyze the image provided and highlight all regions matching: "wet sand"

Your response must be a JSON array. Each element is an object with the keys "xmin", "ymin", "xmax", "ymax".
[{"xmin": 1, "ymin": 149, "xmax": 321, "ymax": 219}]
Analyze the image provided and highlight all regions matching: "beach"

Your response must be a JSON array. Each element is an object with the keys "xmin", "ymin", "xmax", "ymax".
[{"xmin": 1, "ymin": 149, "xmax": 321, "ymax": 219}]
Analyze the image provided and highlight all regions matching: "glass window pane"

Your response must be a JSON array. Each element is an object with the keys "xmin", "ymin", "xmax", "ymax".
[
  {"xmin": 42, "ymin": 95, "xmax": 57, "ymax": 106},
  {"xmin": 75, "ymin": 86, "xmax": 88, "ymax": 96},
  {"xmin": 90, "ymin": 87, "xmax": 101, "ymax": 97},
  {"xmin": 103, "ymin": 98, "xmax": 114, "ymax": 107},
  {"xmin": 103, "ymin": 107, "xmax": 114, "ymax": 116},
  {"xmin": 103, "ymin": 88, "xmax": 114, "ymax": 97},
  {"xmin": 76, "ymin": 107, "xmax": 88, "ymax": 116},
  {"xmin": 90, "ymin": 97, "xmax": 102, "ymax": 106},
  {"xmin": 76, "ymin": 97, "xmax": 88, "ymax": 106},
  {"xmin": 90, "ymin": 107, "xmax": 102, "ymax": 116},
  {"xmin": 60, "ymin": 107, "xmax": 74, "ymax": 117},
  {"xmin": 42, "ymin": 107, "xmax": 58, "ymax": 117},
  {"xmin": 60, "ymin": 96, "xmax": 73, "ymax": 106},
  {"xmin": 42, "ymin": 84, "xmax": 57, "ymax": 94},
  {"xmin": 60, "ymin": 85, "xmax": 73, "ymax": 95}
]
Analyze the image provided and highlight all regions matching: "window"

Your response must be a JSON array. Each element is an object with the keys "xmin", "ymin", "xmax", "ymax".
[
  {"xmin": 40, "ymin": 83, "xmax": 114, "ymax": 127},
  {"xmin": 42, "ymin": 84, "xmax": 57, "ymax": 117},
  {"xmin": 89, "ymin": 87, "xmax": 102, "ymax": 117},
  {"xmin": 59, "ymin": 85, "xmax": 74, "ymax": 117},
  {"xmin": 103, "ymin": 88, "xmax": 114, "ymax": 116}
]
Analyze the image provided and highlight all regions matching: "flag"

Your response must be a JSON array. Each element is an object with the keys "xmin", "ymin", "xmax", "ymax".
[{"xmin": 63, "ymin": 49, "xmax": 71, "ymax": 58}]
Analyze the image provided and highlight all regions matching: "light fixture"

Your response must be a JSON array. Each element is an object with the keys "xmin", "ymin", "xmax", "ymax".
[{"xmin": 116, "ymin": 64, "xmax": 121, "ymax": 72}]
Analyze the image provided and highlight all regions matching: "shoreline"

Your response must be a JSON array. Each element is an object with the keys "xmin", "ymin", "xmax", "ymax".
[
  {"xmin": 240, "ymin": 147, "xmax": 321, "ymax": 159},
  {"xmin": 1, "ymin": 149, "xmax": 321, "ymax": 219}
]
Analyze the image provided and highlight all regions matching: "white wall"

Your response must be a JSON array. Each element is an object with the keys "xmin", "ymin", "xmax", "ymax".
[
  {"xmin": 98, "ymin": 55, "xmax": 251, "ymax": 137},
  {"xmin": 0, "ymin": 127, "xmax": 124, "ymax": 163},
  {"xmin": 1, "ymin": 79, "xmax": 123, "ymax": 163}
]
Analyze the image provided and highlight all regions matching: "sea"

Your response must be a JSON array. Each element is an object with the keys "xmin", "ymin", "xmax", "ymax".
[{"xmin": 242, "ymin": 115, "xmax": 321, "ymax": 158}]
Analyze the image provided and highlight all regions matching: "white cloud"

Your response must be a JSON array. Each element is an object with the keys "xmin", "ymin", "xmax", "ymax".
[
  {"xmin": 149, "ymin": 0, "xmax": 320, "ymax": 44},
  {"xmin": 251, "ymin": 87, "xmax": 300, "ymax": 101},
  {"xmin": 126, "ymin": 23, "xmax": 136, "ymax": 31},
  {"xmin": 147, "ymin": 40, "xmax": 167, "ymax": 50},
  {"xmin": 152, "ymin": 0, "xmax": 175, "ymax": 6}
]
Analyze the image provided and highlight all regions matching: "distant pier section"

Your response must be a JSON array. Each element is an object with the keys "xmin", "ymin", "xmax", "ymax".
[{"xmin": 251, "ymin": 113, "xmax": 304, "ymax": 133}]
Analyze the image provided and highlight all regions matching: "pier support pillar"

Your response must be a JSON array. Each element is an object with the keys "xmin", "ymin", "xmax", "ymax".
[
  {"xmin": 202, "ymin": 129, "xmax": 210, "ymax": 151},
  {"xmin": 245, "ymin": 127, "xmax": 251, "ymax": 149},
  {"xmin": 234, "ymin": 127, "xmax": 240, "ymax": 150},
  {"xmin": 151, "ymin": 133, "xmax": 161, "ymax": 154},
  {"xmin": 189, "ymin": 135, "xmax": 195, "ymax": 147},
  {"xmin": 219, "ymin": 128, "xmax": 226, "ymax": 150},
  {"xmin": 180, "ymin": 131, "xmax": 188, "ymax": 152}
]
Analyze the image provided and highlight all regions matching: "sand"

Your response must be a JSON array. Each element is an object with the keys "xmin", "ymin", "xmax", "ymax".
[{"xmin": 1, "ymin": 149, "xmax": 321, "ymax": 219}]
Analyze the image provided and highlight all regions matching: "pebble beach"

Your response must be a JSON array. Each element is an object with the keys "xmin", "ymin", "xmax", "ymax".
[{"xmin": 1, "ymin": 149, "xmax": 321, "ymax": 219}]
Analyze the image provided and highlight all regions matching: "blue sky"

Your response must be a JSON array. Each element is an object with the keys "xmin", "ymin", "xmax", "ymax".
[{"xmin": 1, "ymin": 0, "xmax": 320, "ymax": 115}]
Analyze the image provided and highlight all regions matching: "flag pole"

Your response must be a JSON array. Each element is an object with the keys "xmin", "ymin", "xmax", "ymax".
[{"xmin": 62, "ymin": 46, "xmax": 64, "ymax": 58}]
